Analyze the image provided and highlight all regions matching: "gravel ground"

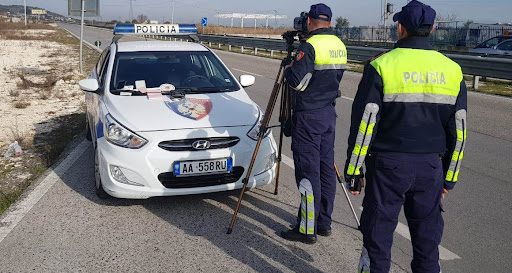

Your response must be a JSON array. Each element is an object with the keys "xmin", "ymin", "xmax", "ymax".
[{"xmin": 0, "ymin": 21, "xmax": 98, "ymax": 214}]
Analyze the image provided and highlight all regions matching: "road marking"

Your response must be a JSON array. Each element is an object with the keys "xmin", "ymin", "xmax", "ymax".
[
  {"xmin": 0, "ymin": 140, "xmax": 90, "ymax": 244},
  {"xmin": 232, "ymin": 68, "xmax": 263, "ymax": 77},
  {"xmin": 283, "ymin": 154, "xmax": 461, "ymax": 260},
  {"xmin": 282, "ymin": 154, "xmax": 295, "ymax": 168},
  {"xmin": 395, "ymin": 222, "xmax": 461, "ymax": 260},
  {"xmin": 59, "ymin": 25, "xmax": 102, "ymax": 53},
  {"xmin": 341, "ymin": 96, "xmax": 354, "ymax": 101}
]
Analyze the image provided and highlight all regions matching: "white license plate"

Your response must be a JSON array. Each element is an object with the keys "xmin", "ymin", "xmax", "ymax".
[{"xmin": 173, "ymin": 158, "xmax": 233, "ymax": 176}]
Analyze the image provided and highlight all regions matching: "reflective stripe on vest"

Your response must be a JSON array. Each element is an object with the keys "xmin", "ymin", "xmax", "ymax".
[
  {"xmin": 307, "ymin": 34, "xmax": 347, "ymax": 71},
  {"xmin": 446, "ymin": 109, "xmax": 467, "ymax": 183},
  {"xmin": 370, "ymin": 48, "xmax": 463, "ymax": 105}
]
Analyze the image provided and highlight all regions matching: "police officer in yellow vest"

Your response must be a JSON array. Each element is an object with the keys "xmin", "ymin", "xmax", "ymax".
[
  {"xmin": 344, "ymin": 1, "xmax": 467, "ymax": 272},
  {"xmin": 281, "ymin": 3, "xmax": 347, "ymax": 244}
]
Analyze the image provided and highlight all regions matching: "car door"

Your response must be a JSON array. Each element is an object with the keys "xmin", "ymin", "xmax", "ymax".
[
  {"xmin": 88, "ymin": 48, "xmax": 111, "ymax": 143},
  {"xmin": 496, "ymin": 40, "xmax": 512, "ymax": 56}
]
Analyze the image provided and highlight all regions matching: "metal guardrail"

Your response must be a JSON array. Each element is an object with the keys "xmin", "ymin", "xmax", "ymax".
[
  {"xmin": 80, "ymin": 22, "xmax": 512, "ymax": 81},
  {"xmin": 197, "ymin": 34, "xmax": 512, "ymax": 81}
]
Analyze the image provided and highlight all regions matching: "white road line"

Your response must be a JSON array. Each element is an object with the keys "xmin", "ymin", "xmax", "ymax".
[
  {"xmin": 0, "ymin": 140, "xmax": 90, "ymax": 244},
  {"xmin": 395, "ymin": 222, "xmax": 461, "ymax": 261},
  {"xmin": 232, "ymin": 68, "xmax": 263, "ymax": 77},
  {"xmin": 281, "ymin": 154, "xmax": 295, "ymax": 169},
  {"xmin": 282, "ymin": 154, "xmax": 461, "ymax": 260},
  {"xmin": 341, "ymin": 96, "xmax": 354, "ymax": 101},
  {"xmin": 59, "ymin": 26, "xmax": 102, "ymax": 53}
]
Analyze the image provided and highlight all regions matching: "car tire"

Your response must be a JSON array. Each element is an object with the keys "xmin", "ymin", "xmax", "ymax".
[
  {"xmin": 94, "ymin": 146, "xmax": 110, "ymax": 199},
  {"xmin": 85, "ymin": 116, "xmax": 92, "ymax": 141}
]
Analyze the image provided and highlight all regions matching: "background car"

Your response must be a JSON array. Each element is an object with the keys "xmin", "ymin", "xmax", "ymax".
[{"xmin": 470, "ymin": 36, "xmax": 512, "ymax": 56}]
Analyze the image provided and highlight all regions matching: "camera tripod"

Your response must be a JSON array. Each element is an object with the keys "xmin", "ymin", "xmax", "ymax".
[{"xmin": 227, "ymin": 31, "xmax": 360, "ymax": 234}]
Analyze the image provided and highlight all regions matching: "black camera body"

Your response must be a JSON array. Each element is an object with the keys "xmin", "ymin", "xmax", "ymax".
[
  {"xmin": 293, "ymin": 12, "xmax": 309, "ymax": 33},
  {"xmin": 280, "ymin": 12, "xmax": 310, "ymax": 65}
]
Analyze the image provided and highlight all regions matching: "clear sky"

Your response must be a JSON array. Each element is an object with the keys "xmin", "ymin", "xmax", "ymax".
[{"xmin": 1, "ymin": 0, "xmax": 510, "ymax": 26}]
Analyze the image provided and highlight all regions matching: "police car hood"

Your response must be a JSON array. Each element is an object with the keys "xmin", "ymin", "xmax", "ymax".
[{"xmin": 105, "ymin": 90, "xmax": 260, "ymax": 132}]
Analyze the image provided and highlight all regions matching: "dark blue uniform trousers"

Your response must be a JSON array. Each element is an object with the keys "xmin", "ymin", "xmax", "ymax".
[
  {"xmin": 291, "ymin": 105, "xmax": 337, "ymax": 235},
  {"xmin": 361, "ymin": 152, "xmax": 444, "ymax": 273}
]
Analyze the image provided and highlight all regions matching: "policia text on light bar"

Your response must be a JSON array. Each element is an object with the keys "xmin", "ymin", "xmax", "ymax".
[{"xmin": 113, "ymin": 24, "xmax": 198, "ymax": 35}]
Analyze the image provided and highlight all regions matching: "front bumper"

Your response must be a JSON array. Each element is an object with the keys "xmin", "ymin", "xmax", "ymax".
[{"xmin": 96, "ymin": 127, "xmax": 277, "ymax": 199}]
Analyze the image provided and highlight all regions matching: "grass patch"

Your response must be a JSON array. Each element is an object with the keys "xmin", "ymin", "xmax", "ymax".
[
  {"xmin": 33, "ymin": 113, "xmax": 86, "ymax": 167},
  {"xmin": 0, "ymin": 180, "xmax": 30, "ymax": 215},
  {"xmin": 0, "ymin": 21, "xmax": 55, "ymax": 40},
  {"xmin": 469, "ymin": 80, "xmax": 512, "ymax": 97},
  {"xmin": 17, "ymin": 74, "xmax": 58, "ymax": 89},
  {"xmin": 9, "ymin": 122, "xmax": 27, "ymax": 146},
  {"xmin": 17, "ymin": 74, "xmax": 58, "ymax": 99},
  {"xmin": 0, "ymin": 164, "xmax": 45, "ymax": 215},
  {"xmin": 9, "ymin": 89, "xmax": 20, "ymax": 97},
  {"xmin": 13, "ymin": 100, "xmax": 30, "ymax": 109}
]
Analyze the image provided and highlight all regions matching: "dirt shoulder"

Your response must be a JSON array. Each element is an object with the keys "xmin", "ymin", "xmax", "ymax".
[{"xmin": 0, "ymin": 20, "xmax": 99, "ymax": 214}]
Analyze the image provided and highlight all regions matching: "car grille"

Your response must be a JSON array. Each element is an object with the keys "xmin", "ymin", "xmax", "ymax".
[
  {"xmin": 158, "ymin": 137, "xmax": 240, "ymax": 152},
  {"xmin": 158, "ymin": 167, "xmax": 245, "ymax": 189}
]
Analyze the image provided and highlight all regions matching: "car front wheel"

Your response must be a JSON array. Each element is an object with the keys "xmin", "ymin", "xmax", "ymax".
[
  {"xmin": 85, "ymin": 115, "xmax": 92, "ymax": 141},
  {"xmin": 94, "ymin": 146, "xmax": 110, "ymax": 199}
]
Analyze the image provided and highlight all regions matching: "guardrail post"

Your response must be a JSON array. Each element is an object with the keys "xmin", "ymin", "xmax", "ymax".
[
  {"xmin": 219, "ymin": 43, "xmax": 221, "ymax": 49},
  {"xmin": 208, "ymin": 42, "xmax": 212, "ymax": 47},
  {"xmin": 255, "ymin": 48, "xmax": 258, "ymax": 56},
  {"xmin": 241, "ymin": 46, "xmax": 244, "ymax": 53},
  {"xmin": 270, "ymin": 50, "xmax": 274, "ymax": 57},
  {"xmin": 228, "ymin": 45, "xmax": 232, "ymax": 51},
  {"xmin": 473, "ymin": 76, "xmax": 480, "ymax": 90}
]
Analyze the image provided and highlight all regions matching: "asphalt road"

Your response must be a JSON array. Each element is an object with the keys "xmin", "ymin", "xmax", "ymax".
[{"xmin": 1, "ymin": 23, "xmax": 511, "ymax": 272}]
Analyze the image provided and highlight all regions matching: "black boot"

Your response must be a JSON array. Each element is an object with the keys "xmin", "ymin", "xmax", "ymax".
[
  {"xmin": 280, "ymin": 227, "xmax": 317, "ymax": 244},
  {"xmin": 317, "ymin": 228, "xmax": 332, "ymax": 237}
]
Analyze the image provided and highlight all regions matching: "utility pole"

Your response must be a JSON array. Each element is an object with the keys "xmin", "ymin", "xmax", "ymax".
[
  {"xmin": 273, "ymin": 10, "xmax": 278, "ymax": 27},
  {"xmin": 171, "ymin": 0, "xmax": 175, "ymax": 24},
  {"xmin": 383, "ymin": 0, "xmax": 388, "ymax": 28},
  {"xmin": 382, "ymin": 0, "xmax": 394, "ymax": 41},
  {"xmin": 79, "ymin": 0, "xmax": 85, "ymax": 74},
  {"xmin": 23, "ymin": 0, "xmax": 27, "ymax": 25},
  {"xmin": 129, "ymin": 0, "xmax": 135, "ymax": 22}
]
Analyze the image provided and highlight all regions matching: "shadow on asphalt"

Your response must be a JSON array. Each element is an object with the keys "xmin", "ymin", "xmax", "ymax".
[
  {"xmin": 144, "ymin": 193, "xmax": 324, "ymax": 272},
  {"xmin": 58, "ymin": 142, "xmax": 326, "ymax": 272}
]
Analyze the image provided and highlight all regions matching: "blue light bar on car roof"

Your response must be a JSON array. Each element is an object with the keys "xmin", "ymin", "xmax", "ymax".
[{"xmin": 114, "ymin": 24, "xmax": 198, "ymax": 35}]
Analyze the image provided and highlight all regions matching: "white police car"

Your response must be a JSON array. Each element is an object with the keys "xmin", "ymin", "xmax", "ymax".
[{"xmin": 79, "ymin": 24, "xmax": 277, "ymax": 199}]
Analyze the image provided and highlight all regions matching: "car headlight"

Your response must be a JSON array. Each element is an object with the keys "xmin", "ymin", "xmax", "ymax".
[
  {"xmin": 247, "ymin": 109, "xmax": 271, "ymax": 141},
  {"xmin": 105, "ymin": 114, "xmax": 147, "ymax": 149},
  {"xmin": 256, "ymin": 152, "xmax": 276, "ymax": 176}
]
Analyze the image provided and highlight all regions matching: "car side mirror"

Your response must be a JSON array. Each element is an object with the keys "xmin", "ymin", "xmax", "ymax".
[
  {"xmin": 79, "ymin": 79, "xmax": 100, "ymax": 93},
  {"xmin": 239, "ymin": 75, "xmax": 255, "ymax": 88}
]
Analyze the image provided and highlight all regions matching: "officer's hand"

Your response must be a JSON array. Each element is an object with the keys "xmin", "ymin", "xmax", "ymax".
[
  {"xmin": 348, "ymin": 178, "xmax": 365, "ymax": 196},
  {"xmin": 441, "ymin": 188, "xmax": 449, "ymax": 199}
]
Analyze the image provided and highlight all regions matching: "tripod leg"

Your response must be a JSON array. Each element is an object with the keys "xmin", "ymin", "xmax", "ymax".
[
  {"xmin": 227, "ymin": 66, "xmax": 285, "ymax": 234},
  {"xmin": 334, "ymin": 164, "xmax": 361, "ymax": 229},
  {"xmin": 273, "ymin": 126, "xmax": 285, "ymax": 195}
]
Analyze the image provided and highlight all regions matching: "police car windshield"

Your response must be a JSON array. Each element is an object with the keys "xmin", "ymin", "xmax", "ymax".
[{"xmin": 110, "ymin": 51, "xmax": 239, "ymax": 94}]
